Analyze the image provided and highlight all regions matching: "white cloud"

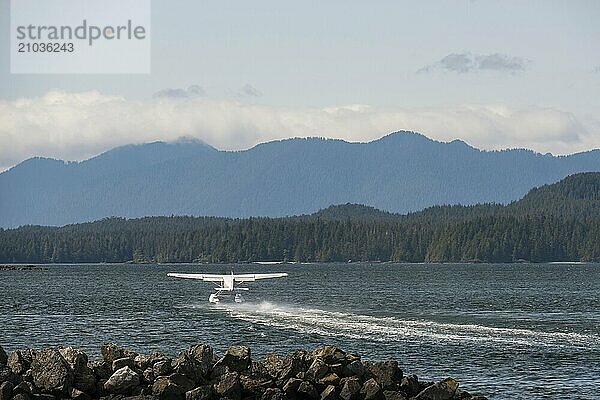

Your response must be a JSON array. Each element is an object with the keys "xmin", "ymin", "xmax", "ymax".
[{"xmin": 1, "ymin": 90, "xmax": 598, "ymax": 171}]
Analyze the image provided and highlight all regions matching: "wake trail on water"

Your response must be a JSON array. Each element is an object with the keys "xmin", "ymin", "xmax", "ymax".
[{"xmin": 179, "ymin": 301, "xmax": 600, "ymax": 350}]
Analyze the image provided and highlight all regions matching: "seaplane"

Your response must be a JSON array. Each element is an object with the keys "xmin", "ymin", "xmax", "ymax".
[{"xmin": 166, "ymin": 271, "xmax": 288, "ymax": 303}]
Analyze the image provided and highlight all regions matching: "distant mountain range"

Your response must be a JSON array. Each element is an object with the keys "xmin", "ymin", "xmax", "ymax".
[
  {"xmin": 2, "ymin": 131, "xmax": 600, "ymax": 228},
  {"xmin": 2, "ymin": 173, "xmax": 599, "ymax": 263}
]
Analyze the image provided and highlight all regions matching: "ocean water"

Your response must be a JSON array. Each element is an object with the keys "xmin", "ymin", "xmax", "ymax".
[{"xmin": 1, "ymin": 263, "xmax": 599, "ymax": 399}]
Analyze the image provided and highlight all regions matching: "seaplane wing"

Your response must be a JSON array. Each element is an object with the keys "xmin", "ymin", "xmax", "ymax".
[
  {"xmin": 232, "ymin": 273, "xmax": 288, "ymax": 282},
  {"xmin": 166, "ymin": 272, "xmax": 288, "ymax": 282}
]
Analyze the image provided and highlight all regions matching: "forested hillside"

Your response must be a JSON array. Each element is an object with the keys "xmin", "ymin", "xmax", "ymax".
[
  {"xmin": 2, "ymin": 131, "xmax": 600, "ymax": 227},
  {"xmin": 1, "ymin": 173, "xmax": 599, "ymax": 263}
]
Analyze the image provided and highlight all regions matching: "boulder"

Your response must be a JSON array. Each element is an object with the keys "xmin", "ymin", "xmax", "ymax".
[
  {"xmin": 239, "ymin": 374, "xmax": 273, "ymax": 397},
  {"xmin": 399, "ymin": 375, "xmax": 419, "ymax": 398},
  {"xmin": 344, "ymin": 360, "xmax": 366, "ymax": 378},
  {"xmin": 152, "ymin": 376, "xmax": 186, "ymax": 400},
  {"xmin": 148, "ymin": 352, "xmax": 170, "ymax": 367},
  {"xmin": 306, "ymin": 359, "xmax": 329, "ymax": 382},
  {"xmin": 364, "ymin": 361, "xmax": 402, "ymax": 391},
  {"xmin": 317, "ymin": 373, "xmax": 340, "ymax": 387},
  {"xmin": 217, "ymin": 346, "xmax": 251, "ymax": 373},
  {"xmin": 383, "ymin": 390, "xmax": 407, "ymax": 400},
  {"xmin": 0, "ymin": 382, "xmax": 13, "ymax": 400},
  {"xmin": 134, "ymin": 355, "xmax": 150, "ymax": 371},
  {"xmin": 142, "ymin": 367, "xmax": 154, "ymax": 384},
  {"xmin": 100, "ymin": 343, "xmax": 125, "ymax": 363},
  {"xmin": 0, "ymin": 366, "xmax": 20, "ymax": 385},
  {"xmin": 261, "ymin": 387, "xmax": 286, "ymax": 400},
  {"xmin": 276, "ymin": 351, "xmax": 307, "ymax": 383},
  {"xmin": 112, "ymin": 358, "xmax": 135, "ymax": 372},
  {"xmin": 103, "ymin": 366, "xmax": 140, "ymax": 394},
  {"xmin": 185, "ymin": 385, "xmax": 213, "ymax": 400},
  {"xmin": 8, "ymin": 350, "xmax": 33, "ymax": 375},
  {"xmin": 213, "ymin": 372, "xmax": 241, "ymax": 400},
  {"xmin": 282, "ymin": 377, "xmax": 302, "ymax": 395},
  {"xmin": 262, "ymin": 354, "xmax": 286, "ymax": 379},
  {"xmin": 298, "ymin": 381, "xmax": 319, "ymax": 399},
  {"xmin": 12, "ymin": 382, "xmax": 34, "ymax": 398},
  {"xmin": 320, "ymin": 385, "xmax": 336, "ymax": 400},
  {"xmin": 89, "ymin": 360, "xmax": 112, "ymax": 380},
  {"xmin": 58, "ymin": 348, "xmax": 96, "ymax": 393},
  {"xmin": 69, "ymin": 387, "xmax": 92, "ymax": 400},
  {"xmin": 10, "ymin": 394, "xmax": 29, "ymax": 400},
  {"xmin": 187, "ymin": 345, "xmax": 213, "ymax": 376},
  {"xmin": 0, "ymin": 346, "xmax": 7, "ymax": 366},
  {"xmin": 30, "ymin": 348, "xmax": 73, "ymax": 393},
  {"xmin": 171, "ymin": 352, "xmax": 202, "ymax": 384},
  {"xmin": 361, "ymin": 378, "xmax": 384, "ymax": 400},
  {"xmin": 153, "ymin": 361, "xmax": 173, "ymax": 377},
  {"xmin": 311, "ymin": 346, "xmax": 346, "ymax": 366},
  {"xmin": 339, "ymin": 377, "xmax": 361, "ymax": 400},
  {"xmin": 166, "ymin": 374, "xmax": 195, "ymax": 393},
  {"xmin": 414, "ymin": 378, "xmax": 458, "ymax": 400}
]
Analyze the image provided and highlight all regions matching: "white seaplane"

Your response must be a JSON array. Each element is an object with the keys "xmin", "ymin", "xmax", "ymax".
[{"xmin": 167, "ymin": 271, "xmax": 288, "ymax": 303}]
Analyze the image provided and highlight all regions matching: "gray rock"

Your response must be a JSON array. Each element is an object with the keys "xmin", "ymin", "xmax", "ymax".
[
  {"xmin": 0, "ymin": 382, "xmax": 13, "ymax": 400},
  {"xmin": 306, "ymin": 359, "xmax": 329, "ymax": 382},
  {"xmin": 0, "ymin": 366, "xmax": 20, "ymax": 385},
  {"xmin": 142, "ymin": 368, "xmax": 154, "ymax": 384},
  {"xmin": 311, "ymin": 346, "xmax": 346, "ymax": 366},
  {"xmin": 383, "ymin": 390, "xmax": 407, "ymax": 400},
  {"xmin": 148, "ymin": 352, "xmax": 170, "ymax": 367},
  {"xmin": 112, "ymin": 358, "xmax": 135, "ymax": 372},
  {"xmin": 320, "ymin": 385, "xmax": 336, "ymax": 400},
  {"xmin": 30, "ymin": 348, "xmax": 73, "ymax": 393},
  {"xmin": 399, "ymin": 375, "xmax": 419, "ymax": 398},
  {"xmin": 134, "ymin": 355, "xmax": 150, "ymax": 371},
  {"xmin": 361, "ymin": 378, "xmax": 384, "ymax": 400},
  {"xmin": 187, "ymin": 345, "xmax": 213, "ymax": 376},
  {"xmin": 69, "ymin": 387, "xmax": 91, "ymax": 400},
  {"xmin": 213, "ymin": 372, "xmax": 241, "ymax": 400},
  {"xmin": 365, "ymin": 361, "xmax": 402, "ymax": 391},
  {"xmin": 298, "ymin": 381, "xmax": 319, "ymax": 399},
  {"xmin": 276, "ymin": 351, "xmax": 307, "ymax": 383},
  {"xmin": 262, "ymin": 354, "xmax": 285, "ymax": 379},
  {"xmin": 185, "ymin": 385, "xmax": 212, "ymax": 400},
  {"xmin": 12, "ymin": 382, "xmax": 34, "ymax": 397},
  {"xmin": 58, "ymin": 348, "xmax": 95, "ymax": 394},
  {"xmin": 0, "ymin": 346, "xmax": 7, "ymax": 366},
  {"xmin": 10, "ymin": 394, "xmax": 30, "ymax": 400},
  {"xmin": 261, "ymin": 387, "xmax": 285, "ymax": 400},
  {"xmin": 89, "ymin": 360, "xmax": 112, "ymax": 381},
  {"xmin": 239, "ymin": 373, "xmax": 273, "ymax": 397},
  {"xmin": 153, "ymin": 361, "xmax": 173, "ymax": 377},
  {"xmin": 340, "ymin": 376, "xmax": 361, "ymax": 400},
  {"xmin": 100, "ymin": 343, "xmax": 127, "ymax": 363},
  {"xmin": 414, "ymin": 378, "xmax": 459, "ymax": 400},
  {"xmin": 218, "ymin": 346, "xmax": 251, "ymax": 373},
  {"xmin": 317, "ymin": 372, "xmax": 340, "ymax": 387},
  {"xmin": 166, "ymin": 374, "xmax": 194, "ymax": 393},
  {"xmin": 8, "ymin": 350, "xmax": 33, "ymax": 375},
  {"xmin": 282, "ymin": 377, "xmax": 302, "ymax": 395},
  {"xmin": 171, "ymin": 352, "xmax": 202, "ymax": 384},
  {"xmin": 152, "ymin": 376, "xmax": 186, "ymax": 400},
  {"xmin": 103, "ymin": 366, "xmax": 140, "ymax": 394},
  {"xmin": 344, "ymin": 360, "xmax": 366, "ymax": 378}
]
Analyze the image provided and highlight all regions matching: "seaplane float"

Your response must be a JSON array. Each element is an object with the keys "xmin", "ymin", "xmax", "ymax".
[{"xmin": 167, "ymin": 271, "xmax": 288, "ymax": 303}]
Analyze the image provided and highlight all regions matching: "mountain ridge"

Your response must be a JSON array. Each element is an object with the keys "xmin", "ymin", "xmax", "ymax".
[{"xmin": 2, "ymin": 131, "xmax": 600, "ymax": 228}]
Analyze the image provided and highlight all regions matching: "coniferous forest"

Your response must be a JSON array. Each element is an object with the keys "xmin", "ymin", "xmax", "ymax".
[{"xmin": 1, "ymin": 173, "xmax": 600, "ymax": 264}]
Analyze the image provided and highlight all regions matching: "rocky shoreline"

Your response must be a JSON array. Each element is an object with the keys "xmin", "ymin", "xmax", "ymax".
[{"xmin": 0, "ymin": 343, "xmax": 487, "ymax": 400}]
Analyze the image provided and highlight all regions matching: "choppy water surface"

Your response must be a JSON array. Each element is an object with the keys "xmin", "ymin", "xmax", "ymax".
[{"xmin": 1, "ymin": 263, "xmax": 599, "ymax": 399}]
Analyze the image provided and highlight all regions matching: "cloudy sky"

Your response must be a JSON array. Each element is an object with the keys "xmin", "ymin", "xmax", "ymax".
[{"xmin": 1, "ymin": 0, "xmax": 599, "ymax": 171}]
